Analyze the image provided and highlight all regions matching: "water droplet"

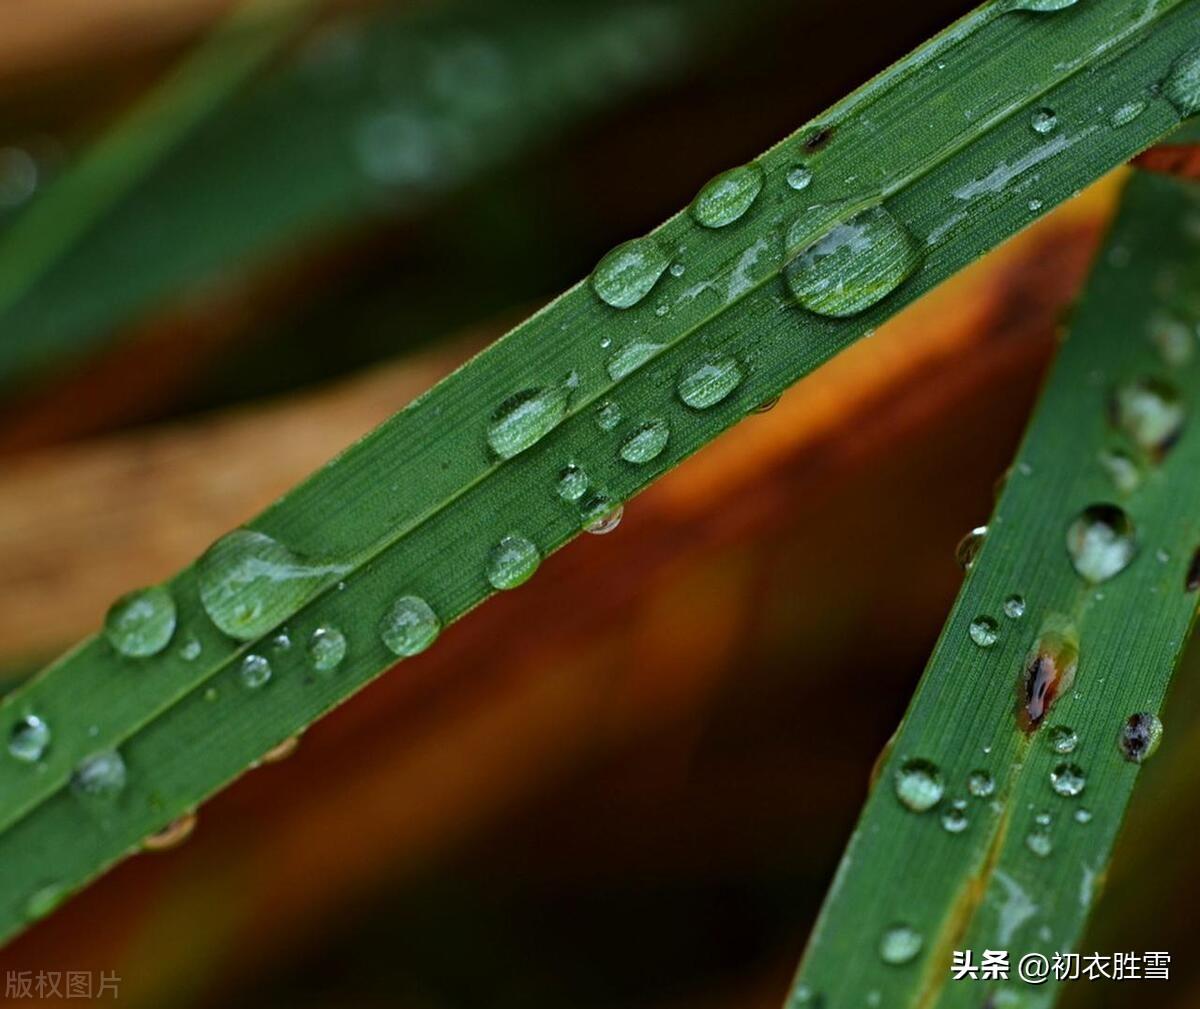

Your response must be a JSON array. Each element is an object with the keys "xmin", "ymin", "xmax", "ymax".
[
  {"xmin": 691, "ymin": 164, "xmax": 763, "ymax": 228},
  {"xmin": 1026, "ymin": 825, "xmax": 1054, "ymax": 858},
  {"xmin": 1003, "ymin": 0, "xmax": 1080, "ymax": 10},
  {"xmin": 677, "ymin": 354, "xmax": 743, "ymax": 409},
  {"xmin": 669, "ymin": 262, "xmax": 686, "ymax": 278},
  {"xmin": 786, "ymin": 983, "xmax": 821, "ymax": 1008},
  {"xmin": 487, "ymin": 534, "xmax": 541, "ymax": 590},
  {"xmin": 104, "ymin": 586, "xmax": 177, "ymax": 658},
  {"xmin": 1066, "ymin": 504, "xmax": 1138, "ymax": 584},
  {"xmin": 308, "ymin": 626, "xmax": 347, "ymax": 672},
  {"xmin": 752, "ymin": 395, "xmax": 781, "ymax": 414},
  {"xmin": 72, "ymin": 750, "xmax": 127, "ymax": 799},
  {"xmin": 1110, "ymin": 100, "xmax": 1147, "ymax": 127},
  {"xmin": 380, "ymin": 595, "xmax": 440, "ymax": 657},
  {"xmin": 591, "ymin": 236, "xmax": 671, "ymax": 308},
  {"xmin": 25, "ymin": 883, "xmax": 67, "ymax": 922},
  {"xmin": 785, "ymin": 206, "xmax": 922, "ymax": 318},
  {"xmin": 1098, "ymin": 447, "xmax": 1141, "ymax": 494},
  {"xmin": 786, "ymin": 165, "xmax": 813, "ymax": 191},
  {"xmin": 619, "ymin": 419, "xmax": 670, "ymax": 464},
  {"xmin": 8, "ymin": 715, "xmax": 50, "ymax": 763},
  {"xmin": 595, "ymin": 399, "xmax": 624, "ymax": 431},
  {"xmin": 942, "ymin": 801, "xmax": 969, "ymax": 834},
  {"xmin": 271, "ymin": 631, "xmax": 292, "ymax": 652},
  {"xmin": 1050, "ymin": 762, "xmax": 1086, "ymax": 797},
  {"xmin": 239, "ymin": 653, "xmax": 272, "ymax": 689},
  {"xmin": 262, "ymin": 735, "xmax": 300, "ymax": 764},
  {"xmin": 198, "ymin": 530, "xmax": 343, "ymax": 641},
  {"xmin": 879, "ymin": 923, "xmax": 923, "ymax": 965},
  {"xmin": 1028, "ymin": 198, "xmax": 1044, "ymax": 212},
  {"xmin": 1003, "ymin": 594, "xmax": 1026, "ymax": 619},
  {"xmin": 1048, "ymin": 725, "xmax": 1078, "ymax": 755},
  {"xmin": 967, "ymin": 770, "xmax": 995, "ymax": 798},
  {"xmin": 1020, "ymin": 618, "xmax": 1078, "ymax": 730},
  {"xmin": 956, "ymin": 527, "xmax": 988, "ymax": 570},
  {"xmin": 1149, "ymin": 312, "xmax": 1194, "ymax": 368},
  {"xmin": 969, "ymin": 616, "xmax": 999, "ymax": 648},
  {"xmin": 1110, "ymin": 377, "xmax": 1185, "ymax": 459},
  {"xmin": 487, "ymin": 385, "xmax": 571, "ymax": 459},
  {"xmin": 143, "ymin": 812, "xmax": 197, "ymax": 852},
  {"xmin": 1030, "ymin": 108, "xmax": 1058, "ymax": 134},
  {"xmin": 1119, "ymin": 712, "xmax": 1162, "ymax": 763},
  {"xmin": 895, "ymin": 758, "xmax": 944, "ymax": 812},
  {"xmin": 1162, "ymin": 47, "xmax": 1200, "ymax": 117},
  {"xmin": 557, "ymin": 463, "xmax": 589, "ymax": 502},
  {"xmin": 1074, "ymin": 807, "xmax": 1093, "ymax": 824},
  {"xmin": 581, "ymin": 494, "xmax": 624, "ymax": 535},
  {"xmin": 179, "ymin": 635, "xmax": 202, "ymax": 661},
  {"xmin": 607, "ymin": 340, "xmax": 666, "ymax": 381}
]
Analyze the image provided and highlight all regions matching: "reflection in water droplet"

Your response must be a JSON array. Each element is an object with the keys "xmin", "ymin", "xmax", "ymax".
[
  {"xmin": 620, "ymin": 419, "xmax": 670, "ymax": 464},
  {"xmin": 942, "ymin": 800, "xmax": 969, "ymax": 834},
  {"xmin": 1162, "ymin": 47, "xmax": 1200, "ymax": 118},
  {"xmin": 1110, "ymin": 100, "xmax": 1147, "ymax": 127},
  {"xmin": 8, "ymin": 715, "xmax": 51, "ymax": 763},
  {"xmin": 591, "ymin": 236, "xmax": 671, "ymax": 308},
  {"xmin": 956, "ymin": 527, "xmax": 987, "ymax": 571},
  {"xmin": 487, "ymin": 534, "xmax": 541, "ymax": 590},
  {"xmin": 1030, "ymin": 108, "xmax": 1058, "ymax": 134},
  {"xmin": 969, "ymin": 616, "xmax": 999, "ymax": 648},
  {"xmin": 677, "ymin": 354, "xmax": 743, "ymax": 409},
  {"xmin": 308, "ymin": 626, "xmax": 347, "ymax": 672},
  {"xmin": 262, "ymin": 735, "xmax": 301, "ymax": 764},
  {"xmin": 487, "ymin": 385, "xmax": 571, "ymax": 459},
  {"xmin": 143, "ymin": 812, "xmax": 198, "ymax": 851},
  {"xmin": 557, "ymin": 463, "xmax": 589, "ymax": 502},
  {"xmin": 1098, "ymin": 447, "xmax": 1141, "ymax": 495},
  {"xmin": 895, "ymin": 758, "xmax": 944, "ymax": 812},
  {"xmin": 1048, "ymin": 725, "xmax": 1078, "ymax": 755},
  {"xmin": 1050, "ymin": 762, "xmax": 1086, "ymax": 797},
  {"xmin": 1110, "ymin": 377, "xmax": 1185, "ymax": 459},
  {"xmin": 752, "ymin": 395, "xmax": 781, "ymax": 414},
  {"xmin": 104, "ymin": 586, "xmax": 177, "ymax": 658},
  {"xmin": 1119, "ymin": 712, "xmax": 1162, "ymax": 763},
  {"xmin": 1066, "ymin": 504, "xmax": 1137, "ymax": 584},
  {"xmin": 1003, "ymin": 595, "xmax": 1026, "ymax": 619},
  {"xmin": 879, "ymin": 923, "xmax": 923, "ymax": 965},
  {"xmin": 595, "ymin": 399, "xmax": 624, "ymax": 432},
  {"xmin": 607, "ymin": 340, "xmax": 666, "ymax": 381},
  {"xmin": 581, "ymin": 494, "xmax": 624, "ymax": 535},
  {"xmin": 239, "ymin": 653, "xmax": 272, "ymax": 689},
  {"xmin": 967, "ymin": 770, "xmax": 995, "ymax": 798},
  {"xmin": 1020, "ymin": 618, "xmax": 1078, "ymax": 731},
  {"xmin": 72, "ymin": 751, "xmax": 127, "ymax": 799},
  {"xmin": 786, "ymin": 166, "xmax": 813, "ymax": 191},
  {"xmin": 380, "ymin": 596, "xmax": 440, "ymax": 657},
  {"xmin": 785, "ymin": 206, "xmax": 922, "ymax": 318},
  {"xmin": 691, "ymin": 164, "xmax": 763, "ymax": 228}
]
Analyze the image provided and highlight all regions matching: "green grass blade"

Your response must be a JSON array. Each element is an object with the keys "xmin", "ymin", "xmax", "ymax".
[
  {"xmin": 788, "ymin": 170, "xmax": 1200, "ymax": 1007},
  {"xmin": 1, "ymin": 0, "xmax": 1199, "ymax": 942}
]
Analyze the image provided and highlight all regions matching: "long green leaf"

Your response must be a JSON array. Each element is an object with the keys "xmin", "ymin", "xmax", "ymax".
[
  {"xmin": 788, "ymin": 170, "xmax": 1200, "ymax": 1007},
  {"xmin": 1, "ymin": 0, "xmax": 1198, "ymax": 942}
]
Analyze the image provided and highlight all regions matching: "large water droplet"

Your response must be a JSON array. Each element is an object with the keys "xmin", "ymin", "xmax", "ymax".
[
  {"xmin": 380, "ymin": 595, "xmax": 440, "ymax": 657},
  {"xmin": 487, "ymin": 534, "xmax": 541, "ymax": 590},
  {"xmin": 308, "ymin": 626, "xmax": 347, "ymax": 672},
  {"xmin": 239, "ymin": 653, "xmax": 272, "ymax": 689},
  {"xmin": 1003, "ymin": 594, "xmax": 1026, "ymax": 619},
  {"xmin": 198, "ymin": 530, "xmax": 342, "ymax": 642},
  {"xmin": 1048, "ymin": 725, "xmax": 1078, "ymax": 755},
  {"xmin": 969, "ymin": 616, "xmax": 999, "ymax": 648},
  {"xmin": 956, "ymin": 526, "xmax": 987, "ymax": 571},
  {"xmin": 607, "ymin": 340, "xmax": 666, "ymax": 381},
  {"xmin": 1030, "ymin": 108, "xmax": 1058, "ymax": 134},
  {"xmin": 581, "ymin": 493, "xmax": 624, "ymax": 535},
  {"xmin": 72, "ymin": 750, "xmax": 127, "ymax": 799},
  {"xmin": 786, "ymin": 165, "xmax": 813, "ymax": 191},
  {"xmin": 879, "ymin": 923, "xmax": 923, "ymax": 965},
  {"xmin": 487, "ymin": 385, "xmax": 571, "ymax": 459},
  {"xmin": 895, "ymin": 758, "xmax": 944, "ymax": 812},
  {"xmin": 1050, "ymin": 762, "xmax": 1086, "ymax": 797},
  {"xmin": 143, "ymin": 813, "xmax": 197, "ymax": 852},
  {"xmin": 1110, "ymin": 377, "xmax": 1185, "ymax": 459},
  {"xmin": 785, "ymin": 206, "xmax": 921, "ymax": 318},
  {"xmin": 104, "ymin": 586, "xmax": 177, "ymax": 658},
  {"xmin": 620, "ymin": 419, "xmax": 670, "ymax": 464},
  {"xmin": 591, "ymin": 236, "xmax": 671, "ymax": 309},
  {"xmin": 1162, "ymin": 47, "xmax": 1200, "ymax": 117},
  {"xmin": 557, "ymin": 463, "xmax": 589, "ymax": 502},
  {"xmin": 1119, "ymin": 712, "xmax": 1162, "ymax": 763},
  {"xmin": 677, "ymin": 354, "xmax": 743, "ymax": 409},
  {"xmin": 1020, "ymin": 618, "xmax": 1078, "ymax": 730},
  {"xmin": 691, "ymin": 164, "xmax": 763, "ymax": 228},
  {"xmin": 8, "ymin": 715, "xmax": 50, "ymax": 763},
  {"xmin": 967, "ymin": 770, "xmax": 995, "ymax": 798},
  {"xmin": 1066, "ymin": 504, "xmax": 1137, "ymax": 583}
]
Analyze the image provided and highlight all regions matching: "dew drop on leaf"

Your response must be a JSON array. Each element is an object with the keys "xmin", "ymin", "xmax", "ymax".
[
  {"xmin": 487, "ymin": 385, "xmax": 572, "ymax": 459},
  {"xmin": 556, "ymin": 463, "xmax": 589, "ymax": 502},
  {"xmin": 487, "ymin": 534, "xmax": 541, "ymax": 590},
  {"xmin": 72, "ymin": 750, "xmax": 127, "ymax": 800},
  {"xmin": 262, "ymin": 735, "xmax": 301, "ymax": 764},
  {"xmin": 969, "ymin": 615, "xmax": 999, "ymax": 648},
  {"xmin": 955, "ymin": 526, "xmax": 987, "ymax": 571},
  {"xmin": 308, "ymin": 626, "xmax": 347, "ymax": 672},
  {"xmin": 591, "ymin": 236, "xmax": 671, "ymax": 308},
  {"xmin": 606, "ymin": 340, "xmax": 666, "ymax": 381},
  {"xmin": 786, "ymin": 165, "xmax": 813, "ymax": 191},
  {"xmin": 580, "ymin": 494, "xmax": 624, "ymax": 535},
  {"xmin": 879, "ymin": 923, "xmax": 923, "ymax": 964},
  {"xmin": 1047, "ymin": 725, "xmax": 1078, "ymax": 755},
  {"xmin": 1119, "ymin": 712, "xmax": 1162, "ymax": 763},
  {"xmin": 677, "ymin": 354, "xmax": 744, "ymax": 409},
  {"xmin": 894, "ymin": 758, "xmax": 943, "ymax": 812},
  {"xmin": 239, "ymin": 653, "xmax": 272, "ymax": 689},
  {"xmin": 1050, "ymin": 762, "xmax": 1086, "ymax": 797},
  {"xmin": 1162, "ymin": 47, "xmax": 1200, "ymax": 118},
  {"xmin": 1003, "ymin": 594, "xmax": 1026, "ymax": 619},
  {"xmin": 595, "ymin": 399, "xmax": 624, "ymax": 432},
  {"xmin": 941, "ymin": 800, "xmax": 969, "ymax": 834},
  {"xmin": 143, "ymin": 812, "xmax": 197, "ymax": 852},
  {"xmin": 104, "ymin": 586, "xmax": 177, "ymax": 658},
  {"xmin": 1020, "ymin": 618, "xmax": 1078, "ymax": 730},
  {"xmin": 1110, "ymin": 377, "xmax": 1185, "ymax": 459},
  {"xmin": 380, "ymin": 595, "xmax": 441, "ymax": 657},
  {"xmin": 967, "ymin": 770, "xmax": 995, "ymax": 798},
  {"xmin": 1065, "ymin": 504, "xmax": 1137, "ymax": 584},
  {"xmin": 1110, "ymin": 100, "xmax": 1147, "ymax": 127},
  {"xmin": 1030, "ymin": 108, "xmax": 1058, "ymax": 134},
  {"xmin": 8, "ymin": 714, "xmax": 50, "ymax": 764},
  {"xmin": 1003, "ymin": 0, "xmax": 1080, "ymax": 10},
  {"xmin": 619, "ymin": 419, "xmax": 670, "ymax": 464},
  {"xmin": 1097, "ymin": 447, "xmax": 1141, "ymax": 494},
  {"xmin": 691, "ymin": 164, "xmax": 763, "ymax": 228}
]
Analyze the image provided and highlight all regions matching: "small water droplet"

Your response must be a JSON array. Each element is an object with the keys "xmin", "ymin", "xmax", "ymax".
[
  {"xmin": 104, "ymin": 586, "xmax": 177, "ymax": 658},
  {"xmin": 752, "ymin": 395, "xmax": 781, "ymax": 414},
  {"xmin": 786, "ymin": 165, "xmax": 813, "ymax": 191},
  {"xmin": 1110, "ymin": 100, "xmax": 1147, "ymax": 127},
  {"xmin": 677, "ymin": 354, "xmax": 744, "ymax": 409},
  {"xmin": 619, "ymin": 419, "xmax": 670, "ymax": 464},
  {"xmin": 969, "ymin": 616, "xmax": 1000, "ymax": 648},
  {"xmin": 1003, "ymin": 594, "xmax": 1026, "ymax": 619},
  {"xmin": 143, "ymin": 812, "xmax": 197, "ymax": 852},
  {"xmin": 1098, "ymin": 447, "xmax": 1141, "ymax": 494},
  {"xmin": 1030, "ymin": 108, "xmax": 1058, "ymax": 134},
  {"xmin": 557, "ymin": 463, "xmax": 589, "ymax": 502},
  {"xmin": 1162, "ymin": 47, "xmax": 1200, "ymax": 118},
  {"xmin": 262, "ymin": 735, "xmax": 300, "ymax": 764},
  {"xmin": 8, "ymin": 715, "xmax": 50, "ymax": 763},
  {"xmin": 1026, "ymin": 826, "xmax": 1054, "ymax": 858},
  {"xmin": 956, "ymin": 526, "xmax": 988, "ymax": 571},
  {"xmin": 1050, "ymin": 762, "xmax": 1086, "ymax": 797},
  {"xmin": 487, "ymin": 385, "xmax": 571, "ymax": 459},
  {"xmin": 1074, "ymin": 807, "xmax": 1093, "ymax": 824},
  {"xmin": 308, "ymin": 626, "xmax": 347, "ymax": 672},
  {"xmin": 1119, "ymin": 712, "xmax": 1162, "ymax": 763},
  {"xmin": 786, "ymin": 982, "xmax": 821, "ymax": 1008},
  {"xmin": 271, "ymin": 631, "xmax": 292, "ymax": 652},
  {"xmin": 607, "ymin": 340, "xmax": 666, "ymax": 381},
  {"xmin": 1110, "ymin": 377, "xmax": 1185, "ymax": 459},
  {"xmin": 239, "ymin": 653, "xmax": 272, "ymax": 689},
  {"xmin": 1047, "ymin": 725, "xmax": 1078, "ymax": 754},
  {"xmin": 1066, "ymin": 504, "xmax": 1138, "ymax": 583},
  {"xmin": 487, "ymin": 534, "xmax": 541, "ymax": 590},
  {"xmin": 179, "ymin": 635, "xmax": 202, "ymax": 662},
  {"xmin": 72, "ymin": 750, "xmax": 127, "ymax": 799},
  {"xmin": 967, "ymin": 770, "xmax": 995, "ymax": 798},
  {"xmin": 1020, "ymin": 617, "xmax": 1078, "ymax": 730},
  {"xmin": 204, "ymin": 687, "xmax": 218, "ymax": 703},
  {"xmin": 895, "ymin": 758, "xmax": 944, "ymax": 812},
  {"xmin": 581, "ymin": 494, "xmax": 624, "ymax": 535},
  {"xmin": 1028, "ymin": 198, "xmax": 1044, "ymax": 212},
  {"xmin": 669, "ymin": 262, "xmax": 685, "ymax": 278},
  {"xmin": 879, "ymin": 923, "xmax": 923, "ymax": 965},
  {"xmin": 591, "ymin": 236, "xmax": 671, "ymax": 308},
  {"xmin": 785, "ymin": 206, "xmax": 922, "ymax": 318},
  {"xmin": 691, "ymin": 164, "xmax": 763, "ymax": 228},
  {"xmin": 595, "ymin": 399, "xmax": 624, "ymax": 431},
  {"xmin": 1003, "ymin": 0, "xmax": 1080, "ymax": 11},
  {"xmin": 380, "ymin": 595, "xmax": 440, "ymax": 657},
  {"xmin": 942, "ymin": 801, "xmax": 969, "ymax": 834}
]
